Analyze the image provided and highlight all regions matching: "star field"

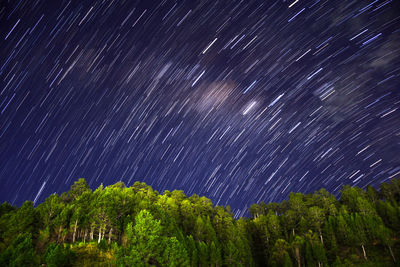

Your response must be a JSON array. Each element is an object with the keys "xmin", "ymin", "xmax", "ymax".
[{"xmin": 0, "ymin": 0, "xmax": 399, "ymax": 217}]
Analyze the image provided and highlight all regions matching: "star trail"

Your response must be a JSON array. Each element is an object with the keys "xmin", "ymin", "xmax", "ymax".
[{"xmin": 0, "ymin": 0, "xmax": 399, "ymax": 218}]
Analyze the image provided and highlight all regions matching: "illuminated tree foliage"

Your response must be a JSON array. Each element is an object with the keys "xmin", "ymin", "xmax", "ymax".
[{"xmin": 0, "ymin": 177, "xmax": 399, "ymax": 266}]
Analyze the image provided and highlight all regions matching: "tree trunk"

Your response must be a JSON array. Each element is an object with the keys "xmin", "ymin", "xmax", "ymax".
[
  {"xmin": 318, "ymin": 262, "xmax": 321, "ymax": 267},
  {"xmin": 90, "ymin": 227, "xmax": 94, "ymax": 240},
  {"xmin": 319, "ymin": 229, "xmax": 324, "ymax": 245},
  {"xmin": 294, "ymin": 247, "xmax": 301, "ymax": 267},
  {"xmin": 361, "ymin": 244, "xmax": 367, "ymax": 260},
  {"xmin": 58, "ymin": 226, "xmax": 62, "ymax": 242},
  {"xmin": 292, "ymin": 228, "xmax": 295, "ymax": 237},
  {"xmin": 108, "ymin": 228, "xmax": 113, "ymax": 244},
  {"xmin": 62, "ymin": 231, "xmax": 67, "ymax": 243},
  {"xmin": 98, "ymin": 227, "xmax": 102, "ymax": 243},
  {"xmin": 72, "ymin": 219, "xmax": 78, "ymax": 243},
  {"xmin": 388, "ymin": 245, "xmax": 396, "ymax": 262},
  {"xmin": 84, "ymin": 228, "xmax": 87, "ymax": 243}
]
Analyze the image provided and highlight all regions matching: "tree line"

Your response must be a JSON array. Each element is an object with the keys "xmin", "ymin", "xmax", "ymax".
[{"xmin": 0, "ymin": 177, "xmax": 399, "ymax": 266}]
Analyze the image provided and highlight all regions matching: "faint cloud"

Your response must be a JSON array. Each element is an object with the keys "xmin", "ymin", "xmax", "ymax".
[{"xmin": 369, "ymin": 32, "xmax": 400, "ymax": 70}]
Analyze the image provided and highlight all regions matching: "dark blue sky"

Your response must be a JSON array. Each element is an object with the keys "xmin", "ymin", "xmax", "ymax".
[{"xmin": 0, "ymin": 0, "xmax": 399, "ymax": 217}]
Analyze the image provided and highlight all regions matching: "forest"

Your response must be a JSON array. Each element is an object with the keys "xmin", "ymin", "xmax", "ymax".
[{"xmin": 0, "ymin": 177, "xmax": 399, "ymax": 266}]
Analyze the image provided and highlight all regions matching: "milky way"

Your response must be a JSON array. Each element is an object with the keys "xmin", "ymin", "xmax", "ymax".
[{"xmin": 0, "ymin": 0, "xmax": 399, "ymax": 217}]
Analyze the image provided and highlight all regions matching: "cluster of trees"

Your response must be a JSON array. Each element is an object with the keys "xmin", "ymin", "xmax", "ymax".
[
  {"xmin": 0, "ymin": 177, "xmax": 399, "ymax": 266},
  {"xmin": 248, "ymin": 181, "xmax": 400, "ymax": 266}
]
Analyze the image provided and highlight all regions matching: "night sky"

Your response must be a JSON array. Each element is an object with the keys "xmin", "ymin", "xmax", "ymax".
[{"xmin": 1, "ymin": 0, "xmax": 399, "ymax": 218}]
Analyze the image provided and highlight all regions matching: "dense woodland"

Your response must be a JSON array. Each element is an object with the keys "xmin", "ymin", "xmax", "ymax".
[{"xmin": 0, "ymin": 177, "xmax": 400, "ymax": 266}]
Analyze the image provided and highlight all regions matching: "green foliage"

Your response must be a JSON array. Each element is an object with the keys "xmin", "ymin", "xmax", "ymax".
[
  {"xmin": 44, "ymin": 243, "xmax": 74, "ymax": 267},
  {"xmin": 0, "ymin": 176, "xmax": 400, "ymax": 266},
  {"xmin": 270, "ymin": 239, "xmax": 290, "ymax": 266},
  {"xmin": 0, "ymin": 233, "xmax": 38, "ymax": 267},
  {"xmin": 117, "ymin": 210, "xmax": 190, "ymax": 266},
  {"xmin": 0, "ymin": 202, "xmax": 15, "ymax": 218},
  {"xmin": 127, "ymin": 209, "xmax": 164, "ymax": 265},
  {"xmin": 163, "ymin": 236, "xmax": 190, "ymax": 266}
]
